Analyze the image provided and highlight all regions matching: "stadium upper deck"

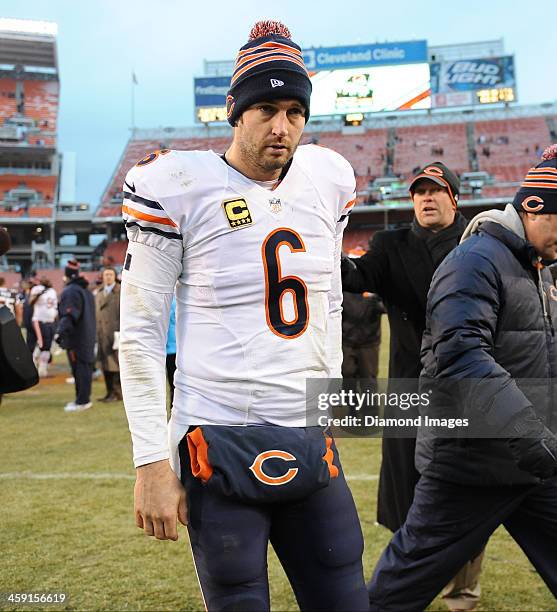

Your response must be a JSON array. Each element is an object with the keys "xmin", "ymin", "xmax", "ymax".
[
  {"xmin": 91, "ymin": 101, "xmax": 557, "ymax": 261},
  {"xmin": 0, "ymin": 19, "xmax": 61, "ymax": 271},
  {"xmin": 97, "ymin": 101, "xmax": 557, "ymax": 222}
]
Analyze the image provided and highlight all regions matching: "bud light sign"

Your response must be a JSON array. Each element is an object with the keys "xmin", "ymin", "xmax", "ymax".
[{"xmin": 430, "ymin": 56, "xmax": 515, "ymax": 93}]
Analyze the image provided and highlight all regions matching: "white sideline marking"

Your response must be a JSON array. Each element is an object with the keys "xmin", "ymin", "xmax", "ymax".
[{"xmin": 0, "ymin": 472, "xmax": 378, "ymax": 482}]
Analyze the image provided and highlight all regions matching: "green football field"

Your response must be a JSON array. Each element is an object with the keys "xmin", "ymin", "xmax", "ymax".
[{"xmin": 1, "ymin": 323, "xmax": 555, "ymax": 611}]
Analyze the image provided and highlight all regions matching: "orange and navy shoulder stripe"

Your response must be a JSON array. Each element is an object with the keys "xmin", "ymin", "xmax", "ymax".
[
  {"xmin": 338, "ymin": 196, "xmax": 357, "ymax": 222},
  {"xmin": 521, "ymin": 166, "xmax": 557, "ymax": 190},
  {"xmin": 231, "ymin": 41, "xmax": 308, "ymax": 87},
  {"xmin": 122, "ymin": 190, "xmax": 182, "ymax": 241}
]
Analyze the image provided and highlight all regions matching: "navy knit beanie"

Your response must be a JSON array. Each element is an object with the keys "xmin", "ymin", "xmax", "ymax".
[
  {"xmin": 226, "ymin": 21, "xmax": 312, "ymax": 126},
  {"xmin": 65, "ymin": 259, "xmax": 81, "ymax": 280},
  {"xmin": 513, "ymin": 144, "xmax": 557, "ymax": 214}
]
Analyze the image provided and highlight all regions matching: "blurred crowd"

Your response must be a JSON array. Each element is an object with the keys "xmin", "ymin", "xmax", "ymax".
[
  {"xmin": 0, "ymin": 262, "xmax": 121, "ymax": 412},
  {"xmin": 0, "ymin": 260, "xmax": 180, "ymax": 414}
]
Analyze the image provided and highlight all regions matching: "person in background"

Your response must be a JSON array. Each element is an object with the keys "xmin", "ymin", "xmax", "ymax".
[
  {"xmin": 341, "ymin": 290, "xmax": 384, "ymax": 396},
  {"xmin": 368, "ymin": 145, "xmax": 557, "ymax": 611},
  {"xmin": 165, "ymin": 296, "xmax": 177, "ymax": 409},
  {"xmin": 14, "ymin": 283, "xmax": 25, "ymax": 328},
  {"xmin": 21, "ymin": 279, "xmax": 38, "ymax": 352},
  {"xmin": 29, "ymin": 277, "xmax": 58, "ymax": 378},
  {"xmin": 0, "ymin": 277, "xmax": 19, "ymax": 315},
  {"xmin": 342, "ymin": 162, "xmax": 481, "ymax": 611},
  {"xmin": 95, "ymin": 267, "xmax": 121, "ymax": 402},
  {"xmin": 0, "ymin": 277, "xmax": 22, "ymax": 405},
  {"xmin": 57, "ymin": 260, "xmax": 96, "ymax": 412}
]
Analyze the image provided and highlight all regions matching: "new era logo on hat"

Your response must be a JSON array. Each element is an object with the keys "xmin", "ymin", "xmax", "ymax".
[{"xmin": 270, "ymin": 78, "xmax": 284, "ymax": 88}]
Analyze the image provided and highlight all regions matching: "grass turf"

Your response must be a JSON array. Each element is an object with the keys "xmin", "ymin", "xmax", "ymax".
[{"xmin": 0, "ymin": 325, "xmax": 555, "ymax": 611}]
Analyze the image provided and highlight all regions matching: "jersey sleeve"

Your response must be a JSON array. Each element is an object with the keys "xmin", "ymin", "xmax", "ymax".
[
  {"xmin": 333, "ymin": 152, "xmax": 357, "ymax": 224},
  {"xmin": 327, "ymin": 150, "xmax": 356, "ymax": 377},
  {"xmin": 119, "ymin": 159, "xmax": 184, "ymax": 468}
]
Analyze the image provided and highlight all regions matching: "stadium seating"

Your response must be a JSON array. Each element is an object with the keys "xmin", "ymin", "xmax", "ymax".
[
  {"xmin": 476, "ymin": 185, "xmax": 516, "ymax": 199},
  {"xmin": 28, "ymin": 206, "xmax": 54, "ymax": 218},
  {"xmin": 98, "ymin": 114, "xmax": 554, "ymax": 219},
  {"xmin": 0, "ymin": 78, "xmax": 17, "ymax": 125},
  {"xmin": 22, "ymin": 80, "xmax": 59, "ymax": 135},
  {"xmin": 0, "ymin": 271, "xmax": 22, "ymax": 289},
  {"xmin": 393, "ymin": 123, "xmax": 469, "ymax": 178},
  {"xmin": 474, "ymin": 116, "xmax": 549, "ymax": 181},
  {"xmin": 102, "ymin": 240, "xmax": 127, "ymax": 265},
  {"xmin": 0, "ymin": 174, "xmax": 57, "ymax": 206},
  {"xmin": 0, "ymin": 79, "xmax": 58, "ymax": 147},
  {"xmin": 0, "ymin": 209, "xmax": 25, "ymax": 218},
  {"xmin": 96, "ymin": 205, "xmax": 121, "ymax": 218},
  {"xmin": 343, "ymin": 228, "xmax": 374, "ymax": 253},
  {"xmin": 312, "ymin": 129, "xmax": 388, "ymax": 177}
]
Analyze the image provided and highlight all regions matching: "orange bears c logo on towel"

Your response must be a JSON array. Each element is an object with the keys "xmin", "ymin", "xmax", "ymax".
[{"xmin": 249, "ymin": 450, "xmax": 299, "ymax": 486}]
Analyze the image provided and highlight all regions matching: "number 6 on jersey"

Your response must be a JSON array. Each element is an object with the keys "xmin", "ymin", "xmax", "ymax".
[{"xmin": 262, "ymin": 228, "xmax": 309, "ymax": 339}]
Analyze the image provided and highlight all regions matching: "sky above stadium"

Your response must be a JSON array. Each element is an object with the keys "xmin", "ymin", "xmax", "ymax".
[{"xmin": 2, "ymin": 0, "xmax": 556, "ymax": 210}]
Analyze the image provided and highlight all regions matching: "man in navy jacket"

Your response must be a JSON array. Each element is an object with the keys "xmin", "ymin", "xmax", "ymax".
[
  {"xmin": 57, "ymin": 260, "xmax": 96, "ymax": 412},
  {"xmin": 368, "ymin": 148, "xmax": 557, "ymax": 610}
]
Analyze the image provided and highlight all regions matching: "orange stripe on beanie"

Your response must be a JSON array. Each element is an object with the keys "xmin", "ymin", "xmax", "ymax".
[
  {"xmin": 226, "ymin": 21, "xmax": 312, "ymax": 126},
  {"xmin": 513, "ymin": 145, "xmax": 557, "ymax": 214}
]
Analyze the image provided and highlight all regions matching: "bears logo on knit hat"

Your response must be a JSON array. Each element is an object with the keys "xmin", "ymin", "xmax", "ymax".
[
  {"xmin": 409, "ymin": 162, "xmax": 460, "ymax": 210},
  {"xmin": 512, "ymin": 144, "xmax": 557, "ymax": 214},
  {"xmin": 226, "ymin": 20, "xmax": 312, "ymax": 127}
]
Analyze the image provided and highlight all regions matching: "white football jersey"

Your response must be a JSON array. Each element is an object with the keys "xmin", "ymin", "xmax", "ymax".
[
  {"xmin": 0, "ymin": 287, "xmax": 18, "ymax": 315},
  {"xmin": 120, "ymin": 145, "xmax": 355, "ymax": 469},
  {"xmin": 30, "ymin": 286, "xmax": 58, "ymax": 323}
]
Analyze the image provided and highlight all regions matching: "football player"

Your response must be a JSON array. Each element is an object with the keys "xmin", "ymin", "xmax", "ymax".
[
  {"xmin": 0, "ymin": 277, "xmax": 19, "ymax": 316},
  {"xmin": 120, "ymin": 21, "xmax": 368, "ymax": 611},
  {"xmin": 29, "ymin": 277, "xmax": 58, "ymax": 377}
]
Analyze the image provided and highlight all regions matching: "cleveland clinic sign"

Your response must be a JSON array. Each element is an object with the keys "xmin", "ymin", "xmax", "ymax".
[{"xmin": 303, "ymin": 41, "xmax": 428, "ymax": 71}]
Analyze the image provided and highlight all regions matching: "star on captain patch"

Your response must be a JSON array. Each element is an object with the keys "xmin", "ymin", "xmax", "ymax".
[{"xmin": 268, "ymin": 197, "xmax": 282, "ymax": 214}]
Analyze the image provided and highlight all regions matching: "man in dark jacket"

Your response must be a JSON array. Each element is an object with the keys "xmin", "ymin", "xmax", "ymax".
[
  {"xmin": 57, "ymin": 260, "xmax": 96, "ymax": 412},
  {"xmin": 341, "ymin": 290, "xmax": 384, "ymax": 394},
  {"xmin": 368, "ymin": 147, "xmax": 557, "ymax": 610},
  {"xmin": 343, "ymin": 163, "xmax": 479, "ymax": 609}
]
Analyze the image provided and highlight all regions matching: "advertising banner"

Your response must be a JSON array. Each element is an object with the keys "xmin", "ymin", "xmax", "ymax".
[
  {"xmin": 303, "ymin": 40, "xmax": 428, "ymax": 71},
  {"xmin": 194, "ymin": 76, "xmax": 230, "ymax": 108},
  {"xmin": 430, "ymin": 56, "xmax": 516, "ymax": 107},
  {"xmin": 310, "ymin": 63, "xmax": 431, "ymax": 115}
]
